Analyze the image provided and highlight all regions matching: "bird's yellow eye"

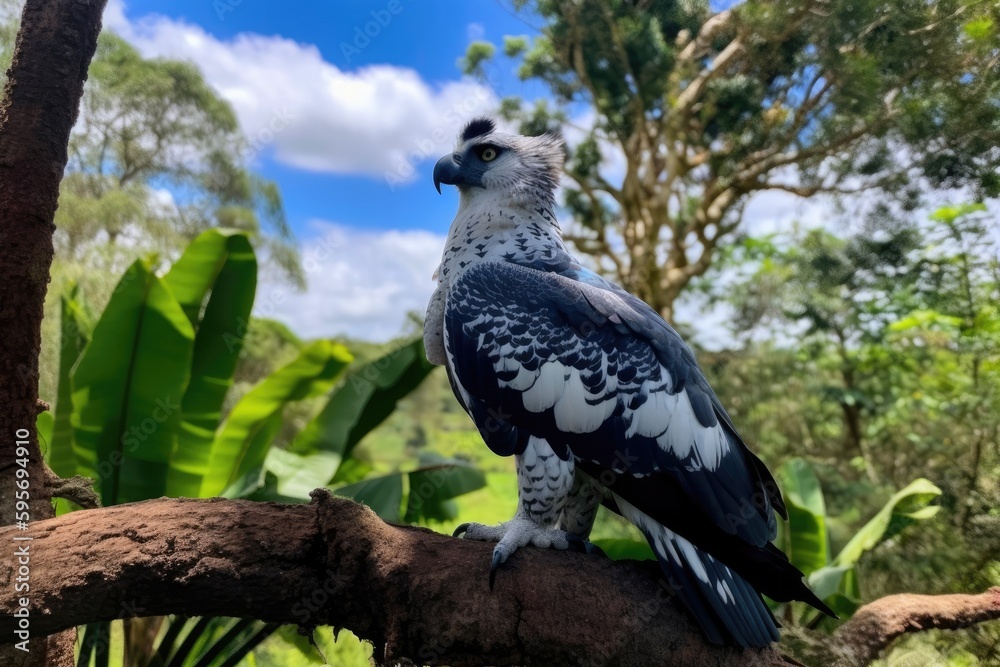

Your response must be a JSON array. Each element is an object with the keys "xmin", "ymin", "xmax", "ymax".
[{"xmin": 480, "ymin": 146, "xmax": 498, "ymax": 161}]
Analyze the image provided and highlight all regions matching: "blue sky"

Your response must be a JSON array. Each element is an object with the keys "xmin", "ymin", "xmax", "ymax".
[
  {"xmin": 100, "ymin": 0, "xmax": 837, "ymax": 343},
  {"xmin": 119, "ymin": 0, "xmax": 547, "ymax": 239},
  {"xmin": 98, "ymin": 1, "xmax": 571, "ymax": 339}
]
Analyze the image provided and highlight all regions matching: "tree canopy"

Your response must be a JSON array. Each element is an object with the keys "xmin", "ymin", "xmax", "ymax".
[
  {"xmin": 469, "ymin": 0, "xmax": 1000, "ymax": 321},
  {"xmin": 1, "ymin": 0, "xmax": 302, "ymax": 293},
  {"xmin": 56, "ymin": 32, "xmax": 302, "ymax": 286},
  {"xmin": 1, "ymin": 4, "xmax": 306, "ymax": 397}
]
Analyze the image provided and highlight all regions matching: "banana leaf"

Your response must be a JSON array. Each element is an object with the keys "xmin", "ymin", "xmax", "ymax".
[
  {"xmin": 36, "ymin": 411, "xmax": 54, "ymax": 450},
  {"xmin": 797, "ymin": 476, "xmax": 941, "ymax": 626},
  {"xmin": 72, "ymin": 259, "xmax": 195, "ymax": 505},
  {"xmin": 591, "ymin": 538, "xmax": 656, "ymax": 562},
  {"xmin": 270, "ymin": 338, "xmax": 436, "ymax": 495},
  {"xmin": 47, "ymin": 284, "xmax": 92, "ymax": 477},
  {"xmin": 403, "ymin": 453, "xmax": 486, "ymax": 523},
  {"xmin": 334, "ymin": 474, "xmax": 404, "ymax": 521},
  {"xmin": 162, "ymin": 229, "xmax": 257, "ymax": 497},
  {"xmin": 779, "ymin": 457, "xmax": 829, "ymax": 576},
  {"xmin": 832, "ymin": 478, "xmax": 942, "ymax": 568},
  {"xmin": 199, "ymin": 339, "xmax": 352, "ymax": 496},
  {"xmin": 333, "ymin": 458, "xmax": 485, "ymax": 523},
  {"xmin": 830, "ymin": 477, "xmax": 942, "ymax": 600}
]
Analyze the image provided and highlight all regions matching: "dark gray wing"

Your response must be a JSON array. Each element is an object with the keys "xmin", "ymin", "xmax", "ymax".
[
  {"xmin": 444, "ymin": 261, "xmax": 831, "ymax": 613},
  {"xmin": 445, "ymin": 260, "xmax": 777, "ymax": 539}
]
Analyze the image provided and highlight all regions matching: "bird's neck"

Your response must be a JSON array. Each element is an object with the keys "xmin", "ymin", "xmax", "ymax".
[{"xmin": 436, "ymin": 191, "xmax": 567, "ymax": 285}]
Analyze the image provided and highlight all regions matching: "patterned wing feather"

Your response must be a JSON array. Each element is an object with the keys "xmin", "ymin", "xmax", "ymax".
[{"xmin": 444, "ymin": 261, "xmax": 832, "ymax": 616}]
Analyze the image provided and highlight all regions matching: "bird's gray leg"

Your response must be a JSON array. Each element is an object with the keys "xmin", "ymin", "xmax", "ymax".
[
  {"xmin": 556, "ymin": 471, "xmax": 601, "ymax": 540},
  {"xmin": 454, "ymin": 436, "xmax": 590, "ymax": 587}
]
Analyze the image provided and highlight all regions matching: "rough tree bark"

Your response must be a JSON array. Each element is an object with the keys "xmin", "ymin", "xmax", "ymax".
[
  {"xmin": 0, "ymin": 1, "xmax": 108, "ymax": 665},
  {"xmin": 0, "ymin": 492, "xmax": 784, "ymax": 666},
  {"xmin": 833, "ymin": 588, "xmax": 1000, "ymax": 666},
  {"xmin": 1, "ymin": 491, "xmax": 995, "ymax": 667}
]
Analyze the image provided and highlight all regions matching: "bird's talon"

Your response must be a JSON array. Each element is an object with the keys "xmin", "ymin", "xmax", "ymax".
[
  {"xmin": 453, "ymin": 523, "xmax": 470, "ymax": 538},
  {"xmin": 489, "ymin": 550, "xmax": 504, "ymax": 591}
]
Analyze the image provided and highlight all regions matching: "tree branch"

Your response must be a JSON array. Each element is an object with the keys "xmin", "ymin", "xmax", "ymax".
[
  {"xmin": 833, "ymin": 588, "xmax": 1000, "ymax": 666},
  {"xmin": 674, "ymin": 38, "xmax": 744, "ymax": 113},
  {"xmin": 0, "ymin": 491, "xmax": 796, "ymax": 667},
  {"xmin": 2, "ymin": 491, "xmax": 996, "ymax": 665},
  {"xmin": 732, "ymin": 121, "xmax": 876, "ymax": 185},
  {"xmin": 675, "ymin": 9, "xmax": 734, "ymax": 64},
  {"xmin": 760, "ymin": 181, "xmax": 883, "ymax": 197}
]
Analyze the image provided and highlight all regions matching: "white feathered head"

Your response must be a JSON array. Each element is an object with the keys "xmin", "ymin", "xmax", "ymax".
[{"xmin": 433, "ymin": 117, "xmax": 564, "ymax": 207}]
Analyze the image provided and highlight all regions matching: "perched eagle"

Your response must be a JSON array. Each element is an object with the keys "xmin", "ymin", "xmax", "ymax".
[{"xmin": 425, "ymin": 118, "xmax": 832, "ymax": 647}]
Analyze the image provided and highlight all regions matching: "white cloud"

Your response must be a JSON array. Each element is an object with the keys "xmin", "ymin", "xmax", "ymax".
[
  {"xmin": 256, "ymin": 222, "xmax": 444, "ymax": 341},
  {"xmin": 741, "ymin": 188, "xmax": 838, "ymax": 236},
  {"xmin": 149, "ymin": 188, "xmax": 177, "ymax": 217},
  {"xmin": 673, "ymin": 187, "xmax": 841, "ymax": 350},
  {"xmin": 104, "ymin": 0, "xmax": 498, "ymax": 182},
  {"xmin": 466, "ymin": 23, "xmax": 485, "ymax": 42}
]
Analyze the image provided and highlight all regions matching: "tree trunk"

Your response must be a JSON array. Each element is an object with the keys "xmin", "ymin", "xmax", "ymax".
[{"xmin": 0, "ymin": 0, "xmax": 108, "ymax": 664}]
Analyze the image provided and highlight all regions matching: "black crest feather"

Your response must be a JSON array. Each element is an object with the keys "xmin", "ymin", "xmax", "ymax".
[{"xmin": 461, "ymin": 117, "xmax": 496, "ymax": 142}]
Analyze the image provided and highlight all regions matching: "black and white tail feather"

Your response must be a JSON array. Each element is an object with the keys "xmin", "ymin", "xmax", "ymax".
[
  {"xmin": 426, "ymin": 117, "xmax": 834, "ymax": 648},
  {"xmin": 616, "ymin": 496, "xmax": 782, "ymax": 647}
]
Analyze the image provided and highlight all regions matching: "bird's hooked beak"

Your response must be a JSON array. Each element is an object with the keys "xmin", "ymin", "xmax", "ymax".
[{"xmin": 433, "ymin": 153, "xmax": 464, "ymax": 194}]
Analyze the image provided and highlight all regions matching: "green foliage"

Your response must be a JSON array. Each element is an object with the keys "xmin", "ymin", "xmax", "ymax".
[
  {"xmin": 0, "ymin": 0, "xmax": 18, "ymax": 84},
  {"xmin": 458, "ymin": 40, "xmax": 496, "ymax": 78},
  {"xmin": 335, "ymin": 474, "xmax": 404, "ymax": 521},
  {"xmin": 27, "ymin": 30, "xmax": 303, "ymax": 393},
  {"xmin": 232, "ymin": 337, "xmax": 486, "ymax": 525},
  {"xmin": 44, "ymin": 230, "xmax": 454, "ymax": 666},
  {"xmin": 110, "ymin": 616, "xmax": 279, "ymax": 667},
  {"xmin": 402, "ymin": 453, "xmax": 486, "ymax": 523},
  {"xmin": 831, "ymin": 478, "xmax": 942, "ymax": 569},
  {"xmin": 696, "ymin": 203, "xmax": 999, "ymax": 660},
  {"xmin": 164, "ymin": 230, "xmax": 258, "ymax": 497},
  {"xmin": 294, "ymin": 338, "xmax": 434, "ymax": 461},
  {"xmin": 502, "ymin": 35, "xmax": 529, "ymax": 58},
  {"xmin": 591, "ymin": 537, "xmax": 655, "ymax": 561},
  {"xmin": 71, "ymin": 258, "xmax": 195, "ymax": 505},
  {"xmin": 781, "ymin": 458, "xmax": 830, "ymax": 576},
  {"xmin": 252, "ymin": 626, "xmax": 373, "ymax": 667},
  {"xmin": 964, "ymin": 17, "xmax": 995, "ymax": 41},
  {"xmin": 202, "ymin": 339, "xmax": 352, "ymax": 496},
  {"xmin": 465, "ymin": 0, "xmax": 1000, "ymax": 318},
  {"xmin": 62, "ymin": 230, "xmax": 269, "ymax": 506},
  {"xmin": 235, "ymin": 317, "xmax": 303, "ymax": 385},
  {"xmin": 7, "ymin": 22, "xmax": 306, "ymax": 404},
  {"xmin": 779, "ymin": 458, "xmax": 941, "ymax": 625},
  {"xmin": 703, "ymin": 204, "xmax": 1000, "ymax": 491},
  {"xmin": 45, "ymin": 28, "xmax": 301, "ymax": 331},
  {"xmin": 48, "ymin": 285, "xmax": 92, "ymax": 478},
  {"xmin": 255, "ymin": 338, "xmax": 439, "ymax": 500}
]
